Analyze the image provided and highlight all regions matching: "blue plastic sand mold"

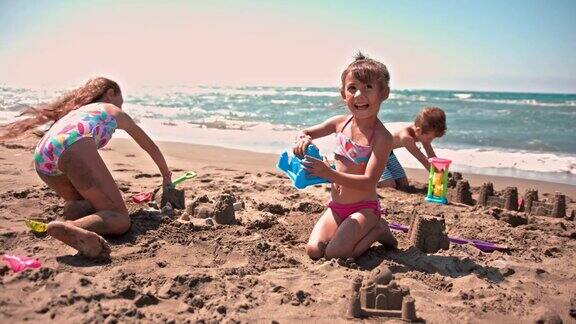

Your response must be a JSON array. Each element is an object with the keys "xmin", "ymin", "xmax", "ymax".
[{"xmin": 277, "ymin": 144, "xmax": 331, "ymax": 189}]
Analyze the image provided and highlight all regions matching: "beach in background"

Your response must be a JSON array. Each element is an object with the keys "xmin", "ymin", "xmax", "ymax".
[{"xmin": 2, "ymin": 85, "xmax": 575, "ymax": 185}]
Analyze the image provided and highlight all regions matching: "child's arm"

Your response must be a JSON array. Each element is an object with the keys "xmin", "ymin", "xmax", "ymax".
[
  {"xmin": 107, "ymin": 105, "xmax": 172, "ymax": 185},
  {"xmin": 303, "ymin": 125, "xmax": 392, "ymax": 191},
  {"xmin": 421, "ymin": 141, "xmax": 437, "ymax": 159},
  {"xmin": 293, "ymin": 115, "xmax": 343, "ymax": 157},
  {"xmin": 401, "ymin": 134, "xmax": 431, "ymax": 170}
]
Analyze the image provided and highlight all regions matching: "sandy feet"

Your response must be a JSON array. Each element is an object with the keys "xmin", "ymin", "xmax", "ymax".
[
  {"xmin": 47, "ymin": 221, "xmax": 111, "ymax": 258},
  {"xmin": 376, "ymin": 217, "xmax": 398, "ymax": 249}
]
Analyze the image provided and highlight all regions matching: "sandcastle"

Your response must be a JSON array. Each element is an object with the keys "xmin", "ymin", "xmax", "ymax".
[
  {"xmin": 155, "ymin": 186, "xmax": 185, "ymax": 209},
  {"xmin": 522, "ymin": 189, "xmax": 566, "ymax": 218},
  {"xmin": 477, "ymin": 183, "xmax": 518, "ymax": 211},
  {"xmin": 347, "ymin": 266, "xmax": 417, "ymax": 321},
  {"xmin": 477, "ymin": 183, "xmax": 567, "ymax": 218},
  {"xmin": 447, "ymin": 175, "xmax": 474, "ymax": 205},
  {"xmin": 408, "ymin": 215, "xmax": 450, "ymax": 253}
]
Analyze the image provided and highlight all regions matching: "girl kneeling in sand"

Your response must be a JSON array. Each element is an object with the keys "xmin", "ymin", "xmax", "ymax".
[
  {"xmin": 293, "ymin": 53, "xmax": 398, "ymax": 260},
  {"xmin": 1, "ymin": 78, "xmax": 172, "ymax": 258}
]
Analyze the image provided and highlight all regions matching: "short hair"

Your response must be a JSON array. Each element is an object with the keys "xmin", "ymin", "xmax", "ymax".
[
  {"xmin": 414, "ymin": 107, "xmax": 446, "ymax": 137},
  {"xmin": 341, "ymin": 52, "xmax": 390, "ymax": 89}
]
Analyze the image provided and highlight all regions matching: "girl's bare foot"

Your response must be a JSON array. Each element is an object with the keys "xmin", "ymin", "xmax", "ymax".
[
  {"xmin": 376, "ymin": 218, "xmax": 398, "ymax": 249},
  {"xmin": 47, "ymin": 221, "xmax": 111, "ymax": 258}
]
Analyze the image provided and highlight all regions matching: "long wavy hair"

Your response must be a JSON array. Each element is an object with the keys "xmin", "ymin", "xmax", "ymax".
[{"xmin": 0, "ymin": 77, "xmax": 120, "ymax": 140}]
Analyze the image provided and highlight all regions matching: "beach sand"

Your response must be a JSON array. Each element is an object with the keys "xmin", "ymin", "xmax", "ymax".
[{"xmin": 1, "ymin": 137, "xmax": 575, "ymax": 323}]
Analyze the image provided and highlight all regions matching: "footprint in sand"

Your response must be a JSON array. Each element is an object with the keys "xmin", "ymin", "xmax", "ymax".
[{"xmin": 47, "ymin": 221, "xmax": 111, "ymax": 259}]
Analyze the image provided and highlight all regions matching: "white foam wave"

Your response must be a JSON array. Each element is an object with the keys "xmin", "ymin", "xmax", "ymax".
[
  {"xmin": 454, "ymin": 93, "xmax": 472, "ymax": 99},
  {"xmin": 283, "ymin": 90, "xmax": 339, "ymax": 97},
  {"xmin": 389, "ymin": 92, "xmax": 576, "ymax": 108},
  {"xmin": 271, "ymin": 99, "xmax": 295, "ymax": 105}
]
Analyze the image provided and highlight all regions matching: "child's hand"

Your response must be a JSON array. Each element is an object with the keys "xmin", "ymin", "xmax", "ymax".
[
  {"xmin": 302, "ymin": 155, "xmax": 332, "ymax": 179},
  {"xmin": 293, "ymin": 134, "xmax": 312, "ymax": 157}
]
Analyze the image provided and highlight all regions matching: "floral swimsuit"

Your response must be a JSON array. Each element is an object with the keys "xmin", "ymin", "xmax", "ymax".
[{"xmin": 34, "ymin": 104, "xmax": 117, "ymax": 176}]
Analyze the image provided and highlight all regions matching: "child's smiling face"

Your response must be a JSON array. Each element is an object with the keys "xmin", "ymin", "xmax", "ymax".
[{"xmin": 341, "ymin": 73, "xmax": 389, "ymax": 119}]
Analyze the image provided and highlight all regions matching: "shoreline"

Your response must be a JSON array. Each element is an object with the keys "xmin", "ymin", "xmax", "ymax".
[
  {"xmin": 111, "ymin": 116, "xmax": 576, "ymax": 186},
  {"xmin": 108, "ymin": 138, "xmax": 576, "ymax": 197}
]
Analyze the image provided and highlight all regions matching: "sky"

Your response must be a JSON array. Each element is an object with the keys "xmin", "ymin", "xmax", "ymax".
[{"xmin": 1, "ymin": 0, "xmax": 575, "ymax": 93}]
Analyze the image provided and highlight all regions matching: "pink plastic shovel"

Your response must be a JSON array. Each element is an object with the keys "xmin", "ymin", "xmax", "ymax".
[{"xmin": 2, "ymin": 254, "xmax": 42, "ymax": 272}]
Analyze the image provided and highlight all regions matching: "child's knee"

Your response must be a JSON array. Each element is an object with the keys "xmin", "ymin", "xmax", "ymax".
[
  {"xmin": 63, "ymin": 200, "xmax": 93, "ymax": 220},
  {"xmin": 306, "ymin": 243, "xmax": 324, "ymax": 260},
  {"xmin": 110, "ymin": 213, "xmax": 131, "ymax": 235},
  {"xmin": 325, "ymin": 243, "xmax": 353, "ymax": 259}
]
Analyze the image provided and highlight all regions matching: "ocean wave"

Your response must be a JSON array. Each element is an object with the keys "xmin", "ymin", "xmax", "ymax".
[
  {"xmin": 454, "ymin": 93, "xmax": 472, "ymax": 99},
  {"xmin": 282, "ymin": 90, "xmax": 339, "ymax": 97},
  {"xmin": 388, "ymin": 92, "xmax": 576, "ymax": 108},
  {"xmin": 270, "ymin": 99, "xmax": 296, "ymax": 104}
]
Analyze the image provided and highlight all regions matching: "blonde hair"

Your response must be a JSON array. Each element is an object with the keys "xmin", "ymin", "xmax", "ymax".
[{"xmin": 0, "ymin": 77, "xmax": 120, "ymax": 140}]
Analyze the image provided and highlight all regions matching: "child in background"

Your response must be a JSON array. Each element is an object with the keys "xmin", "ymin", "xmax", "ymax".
[
  {"xmin": 293, "ymin": 53, "xmax": 398, "ymax": 260},
  {"xmin": 1, "ymin": 77, "xmax": 172, "ymax": 258},
  {"xmin": 378, "ymin": 107, "xmax": 447, "ymax": 189}
]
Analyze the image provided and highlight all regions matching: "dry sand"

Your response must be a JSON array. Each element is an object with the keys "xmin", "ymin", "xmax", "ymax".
[{"xmin": 1, "ymin": 137, "xmax": 575, "ymax": 323}]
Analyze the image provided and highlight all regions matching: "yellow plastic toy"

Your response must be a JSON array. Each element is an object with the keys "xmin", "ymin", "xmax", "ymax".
[{"xmin": 25, "ymin": 219, "xmax": 48, "ymax": 233}]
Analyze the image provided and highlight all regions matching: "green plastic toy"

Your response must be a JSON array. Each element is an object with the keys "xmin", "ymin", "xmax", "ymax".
[{"xmin": 171, "ymin": 171, "xmax": 197, "ymax": 186}]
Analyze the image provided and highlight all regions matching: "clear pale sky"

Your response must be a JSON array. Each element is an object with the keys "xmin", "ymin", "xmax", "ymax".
[{"xmin": 1, "ymin": 0, "xmax": 575, "ymax": 93}]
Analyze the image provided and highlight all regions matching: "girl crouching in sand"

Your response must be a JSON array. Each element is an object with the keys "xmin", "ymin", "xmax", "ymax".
[
  {"xmin": 293, "ymin": 53, "xmax": 398, "ymax": 259},
  {"xmin": 1, "ymin": 78, "xmax": 172, "ymax": 258}
]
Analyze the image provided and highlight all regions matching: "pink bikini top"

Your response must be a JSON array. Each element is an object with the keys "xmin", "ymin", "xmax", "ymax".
[{"xmin": 334, "ymin": 116, "xmax": 376, "ymax": 165}]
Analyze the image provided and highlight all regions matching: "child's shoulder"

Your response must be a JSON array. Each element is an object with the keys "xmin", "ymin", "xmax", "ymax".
[
  {"xmin": 397, "ymin": 124, "xmax": 416, "ymax": 140},
  {"xmin": 328, "ymin": 114, "xmax": 352, "ymax": 129},
  {"xmin": 374, "ymin": 120, "xmax": 393, "ymax": 140}
]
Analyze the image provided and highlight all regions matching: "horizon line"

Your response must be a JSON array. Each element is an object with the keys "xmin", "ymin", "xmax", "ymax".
[{"xmin": 1, "ymin": 81, "xmax": 575, "ymax": 96}]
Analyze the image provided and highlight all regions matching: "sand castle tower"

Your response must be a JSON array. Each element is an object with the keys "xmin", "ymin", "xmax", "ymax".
[
  {"xmin": 523, "ymin": 189, "xmax": 539, "ymax": 213},
  {"xmin": 551, "ymin": 192, "xmax": 566, "ymax": 218},
  {"xmin": 408, "ymin": 215, "xmax": 450, "ymax": 253},
  {"xmin": 478, "ymin": 182, "xmax": 494, "ymax": 206},
  {"xmin": 454, "ymin": 179, "xmax": 474, "ymax": 205},
  {"xmin": 503, "ymin": 187, "xmax": 518, "ymax": 211}
]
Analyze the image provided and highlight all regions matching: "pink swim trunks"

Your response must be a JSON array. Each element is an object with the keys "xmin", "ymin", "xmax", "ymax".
[{"xmin": 328, "ymin": 200, "xmax": 382, "ymax": 221}]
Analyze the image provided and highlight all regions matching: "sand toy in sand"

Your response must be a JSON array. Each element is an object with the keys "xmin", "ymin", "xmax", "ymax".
[
  {"xmin": 25, "ymin": 219, "xmax": 48, "ymax": 233},
  {"xmin": 2, "ymin": 254, "xmax": 42, "ymax": 272},
  {"xmin": 277, "ymin": 144, "xmax": 333, "ymax": 189},
  {"xmin": 425, "ymin": 157, "xmax": 452, "ymax": 204}
]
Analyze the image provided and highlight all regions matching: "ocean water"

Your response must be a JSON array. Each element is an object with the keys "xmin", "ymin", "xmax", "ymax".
[{"xmin": 1, "ymin": 85, "xmax": 575, "ymax": 184}]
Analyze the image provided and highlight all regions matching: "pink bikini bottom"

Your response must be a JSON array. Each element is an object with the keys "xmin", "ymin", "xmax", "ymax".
[{"xmin": 328, "ymin": 200, "xmax": 382, "ymax": 221}]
